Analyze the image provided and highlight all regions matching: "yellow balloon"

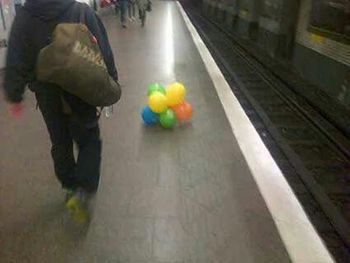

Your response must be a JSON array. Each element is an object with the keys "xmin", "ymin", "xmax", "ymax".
[
  {"xmin": 166, "ymin": 82, "xmax": 186, "ymax": 106},
  {"xmin": 148, "ymin": 92, "xmax": 168, "ymax": 113}
]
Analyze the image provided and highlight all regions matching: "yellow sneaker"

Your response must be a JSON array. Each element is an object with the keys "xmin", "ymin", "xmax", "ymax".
[{"xmin": 66, "ymin": 194, "xmax": 89, "ymax": 224}]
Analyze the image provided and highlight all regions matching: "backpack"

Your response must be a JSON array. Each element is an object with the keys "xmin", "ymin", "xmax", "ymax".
[{"xmin": 36, "ymin": 5, "xmax": 121, "ymax": 107}]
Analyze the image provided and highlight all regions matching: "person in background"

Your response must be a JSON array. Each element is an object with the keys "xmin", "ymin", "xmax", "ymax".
[
  {"xmin": 128, "ymin": 0, "xmax": 136, "ymax": 21},
  {"xmin": 3, "ymin": 0, "xmax": 118, "ymax": 223},
  {"xmin": 117, "ymin": 0, "xmax": 128, "ymax": 28},
  {"xmin": 137, "ymin": 0, "xmax": 151, "ymax": 27}
]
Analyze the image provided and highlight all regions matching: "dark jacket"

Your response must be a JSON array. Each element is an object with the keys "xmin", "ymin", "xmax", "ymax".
[{"xmin": 4, "ymin": 0, "xmax": 118, "ymax": 103}]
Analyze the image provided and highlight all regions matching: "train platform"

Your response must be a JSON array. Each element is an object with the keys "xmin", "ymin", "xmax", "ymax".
[{"xmin": 0, "ymin": 1, "xmax": 334, "ymax": 262}]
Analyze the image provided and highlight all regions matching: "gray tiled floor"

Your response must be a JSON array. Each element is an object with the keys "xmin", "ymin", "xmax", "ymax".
[{"xmin": 0, "ymin": 1, "xmax": 291, "ymax": 262}]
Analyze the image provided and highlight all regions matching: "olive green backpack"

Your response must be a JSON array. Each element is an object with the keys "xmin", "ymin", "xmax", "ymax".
[{"xmin": 36, "ymin": 7, "xmax": 121, "ymax": 107}]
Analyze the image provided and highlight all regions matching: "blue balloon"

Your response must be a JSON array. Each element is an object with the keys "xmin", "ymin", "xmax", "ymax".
[{"xmin": 141, "ymin": 106, "xmax": 159, "ymax": 126}]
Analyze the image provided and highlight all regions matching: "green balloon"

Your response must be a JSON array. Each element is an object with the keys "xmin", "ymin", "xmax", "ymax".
[
  {"xmin": 148, "ymin": 83, "xmax": 166, "ymax": 96},
  {"xmin": 159, "ymin": 109, "xmax": 177, "ymax": 129}
]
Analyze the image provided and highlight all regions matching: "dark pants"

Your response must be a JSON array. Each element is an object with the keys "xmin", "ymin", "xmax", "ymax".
[
  {"xmin": 35, "ymin": 85, "xmax": 101, "ymax": 193},
  {"xmin": 118, "ymin": 0, "xmax": 129, "ymax": 24},
  {"xmin": 138, "ymin": 8, "xmax": 146, "ymax": 27}
]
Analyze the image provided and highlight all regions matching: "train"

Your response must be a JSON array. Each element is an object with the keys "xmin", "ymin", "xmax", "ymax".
[{"xmin": 200, "ymin": 0, "xmax": 350, "ymax": 108}]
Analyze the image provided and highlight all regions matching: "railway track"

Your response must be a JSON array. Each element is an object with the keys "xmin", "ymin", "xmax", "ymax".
[{"xmin": 181, "ymin": 3, "xmax": 350, "ymax": 261}]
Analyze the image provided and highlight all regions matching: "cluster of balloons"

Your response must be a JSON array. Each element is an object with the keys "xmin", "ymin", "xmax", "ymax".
[{"xmin": 141, "ymin": 82, "xmax": 193, "ymax": 129}]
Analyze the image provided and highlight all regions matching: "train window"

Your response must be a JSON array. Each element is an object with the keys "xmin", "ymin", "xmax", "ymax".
[{"xmin": 308, "ymin": 0, "xmax": 350, "ymax": 44}]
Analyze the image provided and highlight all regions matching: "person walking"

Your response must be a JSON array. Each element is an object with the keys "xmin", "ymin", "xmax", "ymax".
[
  {"xmin": 3, "ymin": 0, "xmax": 118, "ymax": 223},
  {"xmin": 117, "ymin": 0, "xmax": 129, "ymax": 28},
  {"xmin": 137, "ymin": 0, "xmax": 151, "ymax": 27},
  {"xmin": 128, "ymin": 0, "xmax": 136, "ymax": 21}
]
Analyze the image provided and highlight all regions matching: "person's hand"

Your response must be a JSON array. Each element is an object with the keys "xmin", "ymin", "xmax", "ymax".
[{"xmin": 9, "ymin": 103, "xmax": 24, "ymax": 118}]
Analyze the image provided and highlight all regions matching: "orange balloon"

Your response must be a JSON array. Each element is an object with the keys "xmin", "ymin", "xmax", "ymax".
[{"xmin": 172, "ymin": 102, "xmax": 193, "ymax": 121}]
